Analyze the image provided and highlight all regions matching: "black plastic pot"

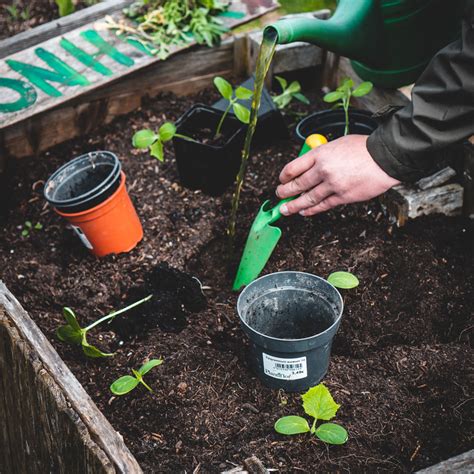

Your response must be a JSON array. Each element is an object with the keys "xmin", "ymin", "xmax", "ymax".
[
  {"xmin": 173, "ymin": 104, "xmax": 246, "ymax": 197},
  {"xmin": 212, "ymin": 76, "xmax": 288, "ymax": 144},
  {"xmin": 44, "ymin": 151, "xmax": 121, "ymax": 213},
  {"xmin": 237, "ymin": 271, "xmax": 343, "ymax": 392},
  {"xmin": 296, "ymin": 108, "xmax": 378, "ymax": 142}
]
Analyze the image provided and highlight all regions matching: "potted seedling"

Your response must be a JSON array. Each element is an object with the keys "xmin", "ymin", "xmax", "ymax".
[
  {"xmin": 132, "ymin": 76, "xmax": 252, "ymax": 196},
  {"xmin": 296, "ymin": 78, "xmax": 377, "ymax": 143}
]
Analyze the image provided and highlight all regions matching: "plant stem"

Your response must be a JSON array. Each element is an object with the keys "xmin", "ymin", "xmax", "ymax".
[
  {"xmin": 215, "ymin": 101, "xmax": 233, "ymax": 139},
  {"xmin": 140, "ymin": 379, "xmax": 154, "ymax": 392},
  {"xmin": 343, "ymin": 91, "xmax": 351, "ymax": 136},
  {"xmin": 85, "ymin": 294, "xmax": 153, "ymax": 331},
  {"xmin": 311, "ymin": 418, "xmax": 317, "ymax": 434},
  {"xmin": 174, "ymin": 133, "xmax": 196, "ymax": 142}
]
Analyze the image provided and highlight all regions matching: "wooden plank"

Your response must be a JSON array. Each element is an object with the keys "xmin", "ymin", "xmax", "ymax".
[
  {"xmin": 416, "ymin": 449, "xmax": 474, "ymax": 473},
  {"xmin": 0, "ymin": 282, "xmax": 142, "ymax": 473},
  {"xmin": 0, "ymin": 0, "xmax": 279, "ymax": 131},
  {"xmin": 416, "ymin": 166, "xmax": 456, "ymax": 190},
  {"xmin": 0, "ymin": 0, "xmax": 134, "ymax": 59}
]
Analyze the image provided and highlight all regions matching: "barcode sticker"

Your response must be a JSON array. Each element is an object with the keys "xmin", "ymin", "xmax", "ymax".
[
  {"xmin": 262, "ymin": 353, "xmax": 307, "ymax": 380},
  {"xmin": 71, "ymin": 225, "xmax": 93, "ymax": 250}
]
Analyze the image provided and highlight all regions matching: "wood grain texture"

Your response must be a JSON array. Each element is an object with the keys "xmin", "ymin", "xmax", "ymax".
[
  {"xmin": 416, "ymin": 449, "xmax": 474, "ymax": 473},
  {"xmin": 0, "ymin": 282, "xmax": 142, "ymax": 473},
  {"xmin": 0, "ymin": 0, "xmax": 134, "ymax": 59}
]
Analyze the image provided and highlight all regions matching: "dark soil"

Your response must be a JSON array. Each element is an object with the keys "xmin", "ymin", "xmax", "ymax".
[
  {"xmin": 0, "ymin": 0, "xmax": 95, "ymax": 40},
  {"xmin": 0, "ymin": 86, "xmax": 472, "ymax": 473}
]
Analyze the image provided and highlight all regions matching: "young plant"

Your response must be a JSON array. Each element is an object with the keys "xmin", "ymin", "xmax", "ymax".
[
  {"xmin": 323, "ymin": 78, "xmax": 373, "ymax": 136},
  {"xmin": 272, "ymin": 76, "xmax": 309, "ymax": 110},
  {"xmin": 4, "ymin": 3, "xmax": 19, "ymax": 20},
  {"xmin": 327, "ymin": 271, "xmax": 359, "ymax": 290},
  {"xmin": 213, "ymin": 77, "xmax": 253, "ymax": 137},
  {"xmin": 21, "ymin": 221, "xmax": 42, "ymax": 237},
  {"xmin": 55, "ymin": 0, "xmax": 75, "ymax": 17},
  {"xmin": 110, "ymin": 359, "xmax": 163, "ymax": 395},
  {"xmin": 57, "ymin": 295, "xmax": 152, "ymax": 357},
  {"xmin": 275, "ymin": 383, "xmax": 348, "ymax": 445}
]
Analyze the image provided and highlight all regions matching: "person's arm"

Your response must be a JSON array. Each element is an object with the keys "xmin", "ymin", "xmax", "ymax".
[{"xmin": 367, "ymin": 3, "xmax": 474, "ymax": 181}]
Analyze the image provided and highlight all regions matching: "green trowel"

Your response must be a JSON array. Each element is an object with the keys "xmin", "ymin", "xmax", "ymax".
[{"xmin": 233, "ymin": 134, "xmax": 327, "ymax": 291}]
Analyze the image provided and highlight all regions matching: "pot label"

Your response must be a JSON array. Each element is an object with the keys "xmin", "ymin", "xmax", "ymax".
[
  {"xmin": 262, "ymin": 353, "xmax": 307, "ymax": 380},
  {"xmin": 71, "ymin": 225, "xmax": 93, "ymax": 250}
]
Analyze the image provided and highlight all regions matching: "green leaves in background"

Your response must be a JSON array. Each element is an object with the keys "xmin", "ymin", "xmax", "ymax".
[
  {"xmin": 274, "ymin": 383, "xmax": 348, "ymax": 445},
  {"xmin": 110, "ymin": 359, "xmax": 163, "ymax": 396},
  {"xmin": 327, "ymin": 271, "xmax": 359, "ymax": 289},
  {"xmin": 55, "ymin": 0, "xmax": 75, "ymax": 17},
  {"xmin": 273, "ymin": 76, "xmax": 310, "ymax": 109}
]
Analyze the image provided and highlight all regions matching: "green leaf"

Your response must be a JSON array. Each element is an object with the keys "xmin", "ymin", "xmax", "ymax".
[
  {"xmin": 213, "ymin": 76, "xmax": 232, "ymax": 100},
  {"xmin": 21, "ymin": 230, "xmax": 29, "ymax": 237},
  {"xmin": 25, "ymin": 221, "xmax": 32, "ymax": 228},
  {"xmin": 323, "ymin": 91, "xmax": 344, "ymax": 103},
  {"xmin": 138, "ymin": 359, "xmax": 163, "ymax": 375},
  {"xmin": 132, "ymin": 129, "xmax": 157, "ymax": 149},
  {"xmin": 158, "ymin": 122, "xmax": 176, "ymax": 142},
  {"xmin": 287, "ymin": 81, "xmax": 301, "ymax": 94},
  {"xmin": 62, "ymin": 307, "xmax": 82, "ymax": 331},
  {"xmin": 302, "ymin": 384, "xmax": 340, "ymax": 422},
  {"xmin": 338, "ymin": 78, "xmax": 354, "ymax": 92},
  {"xmin": 294, "ymin": 92, "xmax": 310, "ymax": 105},
  {"xmin": 82, "ymin": 340, "xmax": 114, "ymax": 358},
  {"xmin": 56, "ymin": 325, "xmax": 83, "ymax": 345},
  {"xmin": 315, "ymin": 423, "xmax": 348, "ymax": 445},
  {"xmin": 352, "ymin": 81, "xmax": 373, "ymax": 97},
  {"xmin": 110, "ymin": 375, "xmax": 140, "ymax": 395},
  {"xmin": 233, "ymin": 103, "xmax": 250, "ymax": 124},
  {"xmin": 275, "ymin": 75, "xmax": 287, "ymax": 91},
  {"xmin": 327, "ymin": 271, "xmax": 359, "ymax": 289},
  {"xmin": 34, "ymin": 222, "xmax": 43, "ymax": 230},
  {"xmin": 275, "ymin": 416, "xmax": 310, "ymax": 435},
  {"xmin": 235, "ymin": 86, "xmax": 253, "ymax": 100},
  {"xmin": 150, "ymin": 140, "xmax": 164, "ymax": 162}
]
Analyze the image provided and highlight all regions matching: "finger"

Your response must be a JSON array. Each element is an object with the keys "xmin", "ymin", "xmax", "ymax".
[
  {"xmin": 278, "ymin": 151, "xmax": 316, "ymax": 185},
  {"xmin": 299, "ymin": 195, "xmax": 343, "ymax": 216},
  {"xmin": 277, "ymin": 170, "xmax": 323, "ymax": 199},
  {"xmin": 279, "ymin": 182, "xmax": 333, "ymax": 216}
]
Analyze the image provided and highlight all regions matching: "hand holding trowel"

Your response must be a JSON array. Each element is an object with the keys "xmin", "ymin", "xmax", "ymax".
[{"xmin": 233, "ymin": 134, "xmax": 328, "ymax": 291}]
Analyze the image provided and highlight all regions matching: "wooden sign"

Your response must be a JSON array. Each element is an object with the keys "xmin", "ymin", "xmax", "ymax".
[{"xmin": 0, "ymin": 0, "xmax": 278, "ymax": 130}]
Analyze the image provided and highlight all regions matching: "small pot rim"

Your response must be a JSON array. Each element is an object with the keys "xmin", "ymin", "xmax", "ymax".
[{"xmin": 237, "ymin": 270, "xmax": 344, "ymax": 343}]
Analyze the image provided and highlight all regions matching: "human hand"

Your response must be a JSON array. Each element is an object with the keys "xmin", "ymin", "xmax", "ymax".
[{"xmin": 276, "ymin": 135, "xmax": 401, "ymax": 216}]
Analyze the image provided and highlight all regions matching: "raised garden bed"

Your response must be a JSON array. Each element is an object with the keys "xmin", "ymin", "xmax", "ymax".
[{"xmin": 0, "ymin": 85, "xmax": 473, "ymax": 472}]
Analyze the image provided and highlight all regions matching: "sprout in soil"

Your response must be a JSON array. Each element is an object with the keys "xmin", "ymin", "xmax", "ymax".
[
  {"xmin": 110, "ymin": 359, "xmax": 163, "ymax": 395},
  {"xmin": 213, "ymin": 76, "xmax": 253, "ymax": 138},
  {"xmin": 21, "ymin": 220, "xmax": 43, "ymax": 237},
  {"xmin": 55, "ymin": 0, "xmax": 75, "ymax": 17},
  {"xmin": 56, "ymin": 295, "xmax": 152, "ymax": 358},
  {"xmin": 272, "ymin": 76, "xmax": 309, "ymax": 110},
  {"xmin": 275, "ymin": 383, "xmax": 348, "ymax": 445},
  {"xmin": 323, "ymin": 78, "xmax": 373, "ymax": 136},
  {"xmin": 327, "ymin": 271, "xmax": 359, "ymax": 290}
]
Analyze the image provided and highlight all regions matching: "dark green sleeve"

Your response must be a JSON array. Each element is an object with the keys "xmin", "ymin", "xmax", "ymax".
[{"xmin": 367, "ymin": 4, "xmax": 474, "ymax": 182}]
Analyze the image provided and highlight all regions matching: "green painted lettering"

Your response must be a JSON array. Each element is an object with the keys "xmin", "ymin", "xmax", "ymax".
[
  {"xmin": 80, "ymin": 30, "xmax": 134, "ymax": 67},
  {"xmin": 0, "ymin": 77, "xmax": 37, "ymax": 113},
  {"xmin": 60, "ymin": 37, "xmax": 113, "ymax": 76},
  {"xmin": 124, "ymin": 37, "xmax": 156, "ymax": 57},
  {"xmin": 6, "ymin": 47, "xmax": 89, "ymax": 97}
]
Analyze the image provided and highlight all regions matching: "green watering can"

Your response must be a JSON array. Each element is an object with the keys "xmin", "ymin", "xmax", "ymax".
[
  {"xmin": 233, "ymin": 134, "xmax": 327, "ymax": 291},
  {"xmin": 265, "ymin": 0, "xmax": 465, "ymax": 88}
]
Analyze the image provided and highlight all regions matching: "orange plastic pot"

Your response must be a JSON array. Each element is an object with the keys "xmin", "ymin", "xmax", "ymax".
[{"xmin": 56, "ymin": 172, "xmax": 143, "ymax": 257}]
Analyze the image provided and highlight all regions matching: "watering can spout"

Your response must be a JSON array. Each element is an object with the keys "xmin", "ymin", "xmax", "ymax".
[{"xmin": 264, "ymin": 0, "xmax": 381, "ymax": 66}]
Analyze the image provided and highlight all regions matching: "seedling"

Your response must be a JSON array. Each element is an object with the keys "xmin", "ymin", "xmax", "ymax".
[
  {"xmin": 21, "ymin": 221, "xmax": 43, "ymax": 237},
  {"xmin": 57, "ymin": 295, "xmax": 152, "ymax": 357},
  {"xmin": 275, "ymin": 383, "xmax": 348, "ymax": 445},
  {"xmin": 4, "ymin": 3, "xmax": 20, "ymax": 20},
  {"xmin": 323, "ymin": 78, "xmax": 373, "ymax": 136},
  {"xmin": 213, "ymin": 77, "xmax": 253, "ymax": 137},
  {"xmin": 327, "ymin": 271, "xmax": 359, "ymax": 290},
  {"xmin": 110, "ymin": 359, "xmax": 163, "ymax": 395},
  {"xmin": 272, "ymin": 76, "xmax": 309, "ymax": 110},
  {"xmin": 55, "ymin": 0, "xmax": 75, "ymax": 17}
]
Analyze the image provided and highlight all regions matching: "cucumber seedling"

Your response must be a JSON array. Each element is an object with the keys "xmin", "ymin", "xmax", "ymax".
[
  {"xmin": 275, "ymin": 383, "xmax": 348, "ymax": 445},
  {"xmin": 272, "ymin": 76, "xmax": 309, "ymax": 110},
  {"xmin": 21, "ymin": 220, "xmax": 43, "ymax": 237},
  {"xmin": 57, "ymin": 295, "xmax": 152, "ymax": 358},
  {"xmin": 323, "ymin": 78, "xmax": 373, "ymax": 136},
  {"xmin": 327, "ymin": 271, "xmax": 359, "ymax": 290},
  {"xmin": 110, "ymin": 359, "xmax": 163, "ymax": 395}
]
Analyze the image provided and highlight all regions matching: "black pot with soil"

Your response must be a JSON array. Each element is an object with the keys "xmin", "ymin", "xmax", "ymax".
[
  {"xmin": 173, "ymin": 104, "xmax": 246, "ymax": 197},
  {"xmin": 296, "ymin": 108, "xmax": 378, "ymax": 142}
]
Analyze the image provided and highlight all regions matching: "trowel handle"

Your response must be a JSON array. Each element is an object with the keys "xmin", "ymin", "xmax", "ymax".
[{"xmin": 269, "ymin": 134, "xmax": 327, "ymax": 224}]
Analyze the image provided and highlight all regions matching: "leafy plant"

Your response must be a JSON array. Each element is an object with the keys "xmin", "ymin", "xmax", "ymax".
[
  {"xmin": 275, "ymin": 383, "xmax": 348, "ymax": 445},
  {"xmin": 57, "ymin": 295, "xmax": 152, "ymax": 357},
  {"xmin": 323, "ymin": 78, "xmax": 373, "ymax": 136},
  {"xmin": 4, "ymin": 3, "xmax": 20, "ymax": 20},
  {"xmin": 213, "ymin": 76, "xmax": 252, "ymax": 137},
  {"xmin": 272, "ymin": 76, "xmax": 309, "ymax": 110},
  {"xmin": 110, "ymin": 359, "xmax": 163, "ymax": 395},
  {"xmin": 55, "ymin": 0, "xmax": 75, "ymax": 17},
  {"xmin": 19, "ymin": 5, "xmax": 31, "ymax": 21},
  {"xmin": 327, "ymin": 271, "xmax": 359, "ymax": 290},
  {"xmin": 21, "ymin": 221, "xmax": 42, "ymax": 237}
]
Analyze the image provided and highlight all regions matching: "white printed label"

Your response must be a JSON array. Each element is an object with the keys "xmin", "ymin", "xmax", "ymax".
[
  {"xmin": 71, "ymin": 225, "xmax": 93, "ymax": 250},
  {"xmin": 262, "ymin": 353, "xmax": 307, "ymax": 380}
]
